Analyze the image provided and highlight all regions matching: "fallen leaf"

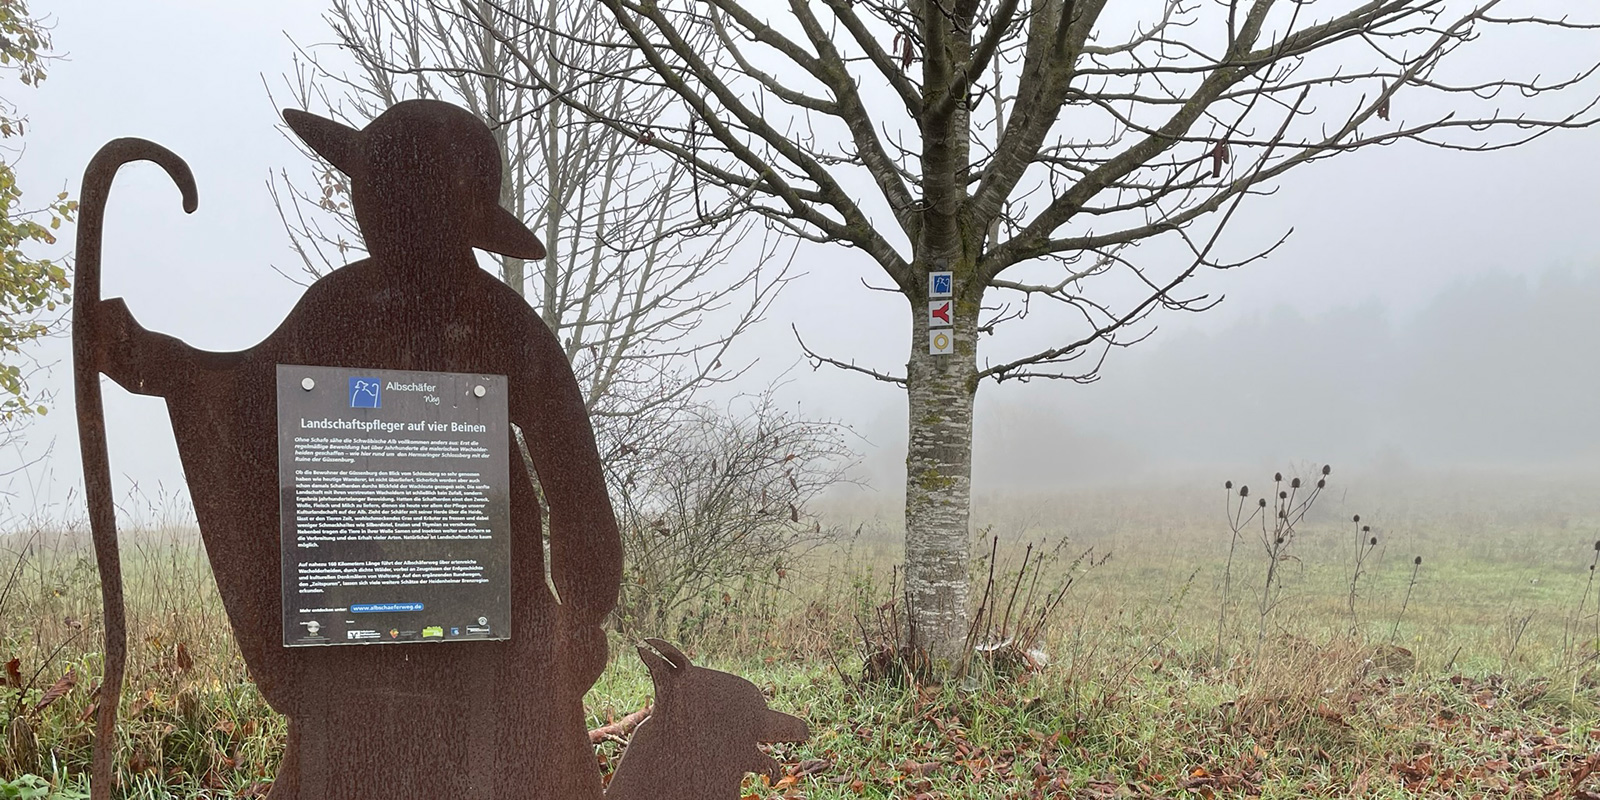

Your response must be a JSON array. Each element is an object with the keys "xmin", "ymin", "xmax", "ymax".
[
  {"xmin": 796, "ymin": 758, "xmax": 831, "ymax": 776},
  {"xmin": 31, "ymin": 667, "xmax": 76, "ymax": 715}
]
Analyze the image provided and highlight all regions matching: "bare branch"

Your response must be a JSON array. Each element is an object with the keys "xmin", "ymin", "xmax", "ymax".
[{"xmin": 793, "ymin": 324, "xmax": 907, "ymax": 386}]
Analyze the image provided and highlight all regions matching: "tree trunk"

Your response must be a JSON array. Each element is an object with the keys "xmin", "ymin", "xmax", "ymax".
[{"xmin": 903, "ymin": 293, "xmax": 977, "ymax": 667}]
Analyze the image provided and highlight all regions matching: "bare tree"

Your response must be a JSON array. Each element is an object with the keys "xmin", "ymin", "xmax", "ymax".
[
  {"xmin": 410, "ymin": 0, "xmax": 1598, "ymax": 663},
  {"xmin": 269, "ymin": 0, "xmax": 789, "ymax": 437}
]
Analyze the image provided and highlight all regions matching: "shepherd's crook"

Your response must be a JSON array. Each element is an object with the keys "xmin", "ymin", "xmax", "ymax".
[{"xmin": 73, "ymin": 139, "xmax": 196, "ymax": 800}]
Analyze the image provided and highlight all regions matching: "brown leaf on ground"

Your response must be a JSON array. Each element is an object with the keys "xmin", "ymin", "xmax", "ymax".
[
  {"xmin": 30, "ymin": 667, "xmax": 76, "ymax": 715},
  {"xmin": 1546, "ymin": 753, "xmax": 1600, "ymax": 800},
  {"xmin": 796, "ymin": 758, "xmax": 832, "ymax": 776},
  {"xmin": 3, "ymin": 657, "xmax": 20, "ymax": 688},
  {"xmin": 127, "ymin": 749, "xmax": 157, "ymax": 777},
  {"xmin": 202, "ymin": 766, "xmax": 229, "ymax": 789}
]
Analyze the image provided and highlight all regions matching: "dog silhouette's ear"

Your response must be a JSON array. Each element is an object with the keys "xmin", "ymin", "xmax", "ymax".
[
  {"xmin": 637, "ymin": 640, "xmax": 684, "ymax": 691},
  {"xmin": 283, "ymin": 109, "xmax": 364, "ymax": 180},
  {"xmin": 642, "ymin": 638, "xmax": 691, "ymax": 670}
]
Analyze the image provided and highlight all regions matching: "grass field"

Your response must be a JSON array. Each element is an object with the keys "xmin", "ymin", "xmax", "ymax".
[{"xmin": 4, "ymin": 467, "xmax": 1600, "ymax": 798}]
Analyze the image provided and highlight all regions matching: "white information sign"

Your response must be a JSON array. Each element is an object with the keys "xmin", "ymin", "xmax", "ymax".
[
  {"xmin": 929, "ymin": 329, "xmax": 954, "ymax": 355},
  {"xmin": 928, "ymin": 271, "xmax": 953, "ymax": 298},
  {"xmin": 927, "ymin": 300, "xmax": 953, "ymax": 328}
]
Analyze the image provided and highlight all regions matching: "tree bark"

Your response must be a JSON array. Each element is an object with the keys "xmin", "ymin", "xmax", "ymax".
[{"xmin": 902, "ymin": 290, "xmax": 977, "ymax": 667}]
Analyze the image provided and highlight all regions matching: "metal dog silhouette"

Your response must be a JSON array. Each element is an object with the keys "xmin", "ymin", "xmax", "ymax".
[{"xmin": 605, "ymin": 639, "xmax": 810, "ymax": 800}]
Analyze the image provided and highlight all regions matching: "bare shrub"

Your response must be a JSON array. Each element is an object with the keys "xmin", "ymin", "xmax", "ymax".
[
  {"xmin": 1218, "ymin": 466, "xmax": 1333, "ymax": 664},
  {"xmin": 607, "ymin": 389, "xmax": 855, "ymax": 635}
]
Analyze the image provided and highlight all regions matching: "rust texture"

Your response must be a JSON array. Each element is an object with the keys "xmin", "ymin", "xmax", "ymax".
[
  {"xmin": 604, "ymin": 640, "xmax": 810, "ymax": 800},
  {"xmin": 75, "ymin": 100, "xmax": 623, "ymax": 799},
  {"xmin": 73, "ymin": 137, "xmax": 197, "ymax": 798}
]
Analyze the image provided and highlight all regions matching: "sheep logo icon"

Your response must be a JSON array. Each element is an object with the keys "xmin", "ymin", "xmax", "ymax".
[{"xmin": 348, "ymin": 377, "xmax": 381, "ymax": 408}]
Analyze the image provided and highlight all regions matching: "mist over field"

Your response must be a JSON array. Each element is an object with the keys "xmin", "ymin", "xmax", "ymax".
[
  {"xmin": 795, "ymin": 262, "xmax": 1600, "ymax": 553},
  {"xmin": 891, "ymin": 265, "xmax": 1600, "ymax": 497}
]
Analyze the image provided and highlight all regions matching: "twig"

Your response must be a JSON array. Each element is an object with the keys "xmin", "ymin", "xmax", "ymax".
[
  {"xmin": 0, "ymin": 528, "xmax": 40, "ymax": 620},
  {"xmin": 1575, "ymin": 540, "xmax": 1600, "ymax": 665},
  {"xmin": 793, "ymin": 324, "xmax": 907, "ymax": 386},
  {"xmin": 589, "ymin": 705, "xmax": 653, "ymax": 743},
  {"xmin": 1216, "ymin": 481, "xmax": 1257, "ymax": 668},
  {"xmin": 956, "ymin": 535, "xmax": 999, "ymax": 680},
  {"xmin": 999, "ymin": 542, "xmax": 1033, "ymax": 641},
  {"xmin": 1390, "ymin": 556, "xmax": 1423, "ymax": 645},
  {"xmin": 1347, "ymin": 515, "xmax": 1376, "ymax": 636}
]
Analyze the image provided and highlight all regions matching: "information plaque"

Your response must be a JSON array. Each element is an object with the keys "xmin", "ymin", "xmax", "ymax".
[{"xmin": 277, "ymin": 364, "xmax": 511, "ymax": 647}]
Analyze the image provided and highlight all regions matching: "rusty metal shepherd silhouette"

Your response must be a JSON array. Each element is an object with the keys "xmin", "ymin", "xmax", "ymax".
[{"xmin": 74, "ymin": 100, "xmax": 807, "ymax": 800}]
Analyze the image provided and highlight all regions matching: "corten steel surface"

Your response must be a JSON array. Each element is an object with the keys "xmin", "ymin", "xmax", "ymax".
[
  {"xmin": 74, "ymin": 138, "xmax": 197, "ymax": 800},
  {"xmin": 75, "ymin": 100, "xmax": 623, "ymax": 800},
  {"xmin": 604, "ymin": 640, "xmax": 810, "ymax": 800}
]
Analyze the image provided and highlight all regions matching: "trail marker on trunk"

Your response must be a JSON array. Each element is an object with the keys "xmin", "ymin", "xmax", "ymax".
[{"xmin": 927, "ymin": 271, "xmax": 954, "ymax": 356}]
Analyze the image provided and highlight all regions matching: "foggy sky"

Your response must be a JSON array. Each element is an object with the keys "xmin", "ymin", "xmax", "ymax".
[
  {"xmin": 4, "ymin": 2, "xmax": 1600, "ymax": 521},
  {"xmin": 964, "ymin": 266, "xmax": 1600, "ymax": 495}
]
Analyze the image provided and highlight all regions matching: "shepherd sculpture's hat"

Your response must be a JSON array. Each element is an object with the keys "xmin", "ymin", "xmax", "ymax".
[{"xmin": 282, "ymin": 99, "xmax": 546, "ymax": 260}]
